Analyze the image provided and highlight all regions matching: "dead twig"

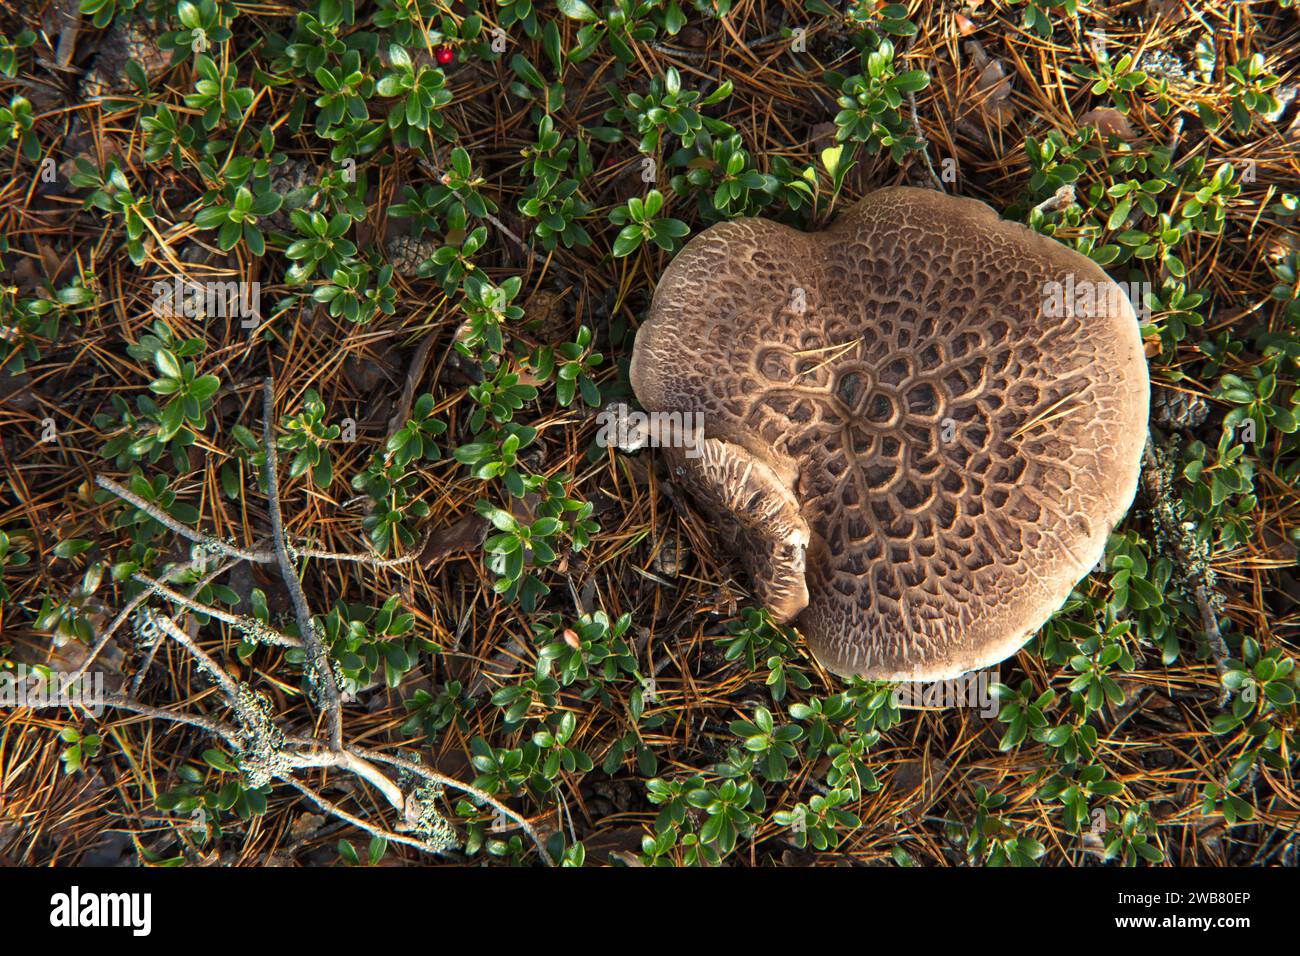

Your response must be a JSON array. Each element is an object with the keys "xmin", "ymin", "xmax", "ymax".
[{"xmin": 262, "ymin": 377, "xmax": 344, "ymax": 750}]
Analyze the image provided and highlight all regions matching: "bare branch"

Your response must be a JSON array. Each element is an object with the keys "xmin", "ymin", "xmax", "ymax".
[
  {"xmin": 61, "ymin": 555, "xmax": 233, "ymax": 694},
  {"xmin": 134, "ymin": 572, "xmax": 304, "ymax": 649},
  {"xmin": 152, "ymin": 612, "xmax": 242, "ymax": 700},
  {"xmin": 355, "ymin": 746, "xmax": 552, "ymax": 864},
  {"xmin": 262, "ymin": 377, "xmax": 344, "ymax": 749},
  {"xmin": 95, "ymin": 476, "xmax": 273, "ymax": 563},
  {"xmin": 105, "ymin": 693, "xmax": 242, "ymax": 742},
  {"xmin": 281, "ymin": 776, "xmax": 454, "ymax": 857},
  {"xmin": 96, "ymin": 476, "xmax": 424, "ymax": 570}
]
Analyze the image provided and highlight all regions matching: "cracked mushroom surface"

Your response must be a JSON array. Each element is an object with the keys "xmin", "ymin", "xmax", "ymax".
[{"xmin": 631, "ymin": 186, "xmax": 1149, "ymax": 681}]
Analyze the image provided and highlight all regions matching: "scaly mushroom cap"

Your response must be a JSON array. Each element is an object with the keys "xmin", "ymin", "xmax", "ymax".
[{"xmin": 631, "ymin": 186, "xmax": 1149, "ymax": 681}]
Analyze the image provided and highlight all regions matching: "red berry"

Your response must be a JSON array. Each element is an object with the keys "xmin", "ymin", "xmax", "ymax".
[{"xmin": 435, "ymin": 46, "xmax": 454, "ymax": 66}]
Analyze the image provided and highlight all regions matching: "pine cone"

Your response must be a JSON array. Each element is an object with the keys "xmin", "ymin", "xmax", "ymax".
[
  {"xmin": 386, "ymin": 234, "xmax": 436, "ymax": 276},
  {"xmin": 81, "ymin": 19, "xmax": 172, "ymax": 98},
  {"xmin": 1152, "ymin": 386, "xmax": 1209, "ymax": 431},
  {"xmin": 265, "ymin": 158, "xmax": 321, "ymax": 232}
]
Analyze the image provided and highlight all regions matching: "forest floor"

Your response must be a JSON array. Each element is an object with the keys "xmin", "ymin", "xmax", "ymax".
[{"xmin": 1, "ymin": 0, "xmax": 1298, "ymax": 866}]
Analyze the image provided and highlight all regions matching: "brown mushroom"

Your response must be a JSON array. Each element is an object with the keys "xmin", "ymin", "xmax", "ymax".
[{"xmin": 631, "ymin": 186, "xmax": 1149, "ymax": 681}]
